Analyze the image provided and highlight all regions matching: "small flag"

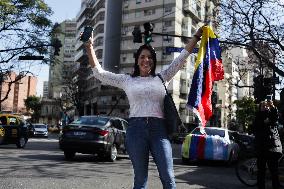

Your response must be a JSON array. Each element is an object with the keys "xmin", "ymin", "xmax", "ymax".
[{"xmin": 187, "ymin": 26, "xmax": 224, "ymax": 127}]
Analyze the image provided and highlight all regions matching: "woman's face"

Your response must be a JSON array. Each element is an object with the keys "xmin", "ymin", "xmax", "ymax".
[{"xmin": 137, "ymin": 49, "xmax": 154, "ymax": 77}]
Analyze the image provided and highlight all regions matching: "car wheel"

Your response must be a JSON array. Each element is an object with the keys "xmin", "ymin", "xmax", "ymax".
[
  {"xmin": 108, "ymin": 144, "xmax": 118, "ymax": 162},
  {"xmin": 64, "ymin": 151, "xmax": 75, "ymax": 160},
  {"xmin": 16, "ymin": 137, "xmax": 27, "ymax": 148}
]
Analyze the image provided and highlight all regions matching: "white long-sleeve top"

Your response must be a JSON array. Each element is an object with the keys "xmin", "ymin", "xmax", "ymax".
[{"xmin": 92, "ymin": 49, "xmax": 190, "ymax": 118}]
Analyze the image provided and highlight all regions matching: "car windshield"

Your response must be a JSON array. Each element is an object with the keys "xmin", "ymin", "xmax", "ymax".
[
  {"xmin": 191, "ymin": 127, "xmax": 225, "ymax": 138},
  {"xmin": 34, "ymin": 125, "xmax": 47, "ymax": 128},
  {"xmin": 205, "ymin": 128, "xmax": 225, "ymax": 137},
  {"xmin": 71, "ymin": 117, "xmax": 109, "ymax": 126}
]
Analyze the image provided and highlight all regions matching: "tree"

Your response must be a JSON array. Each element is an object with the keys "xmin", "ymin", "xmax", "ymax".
[
  {"xmin": 24, "ymin": 95, "xmax": 41, "ymax": 122},
  {"xmin": 217, "ymin": 0, "xmax": 284, "ymax": 77},
  {"xmin": 0, "ymin": 0, "xmax": 53, "ymax": 106},
  {"xmin": 234, "ymin": 97, "xmax": 257, "ymax": 133}
]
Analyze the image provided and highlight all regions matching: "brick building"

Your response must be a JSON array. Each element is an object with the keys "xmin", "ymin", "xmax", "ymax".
[{"xmin": 0, "ymin": 72, "xmax": 37, "ymax": 113}]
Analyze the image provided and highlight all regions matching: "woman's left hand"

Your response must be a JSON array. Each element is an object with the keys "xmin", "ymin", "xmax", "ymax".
[{"xmin": 195, "ymin": 26, "xmax": 203, "ymax": 38}]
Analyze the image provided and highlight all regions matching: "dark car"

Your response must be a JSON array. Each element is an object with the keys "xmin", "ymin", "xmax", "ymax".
[
  {"xmin": 0, "ymin": 114, "xmax": 29, "ymax": 148},
  {"xmin": 59, "ymin": 115, "xmax": 128, "ymax": 161},
  {"xmin": 230, "ymin": 131, "xmax": 255, "ymax": 156}
]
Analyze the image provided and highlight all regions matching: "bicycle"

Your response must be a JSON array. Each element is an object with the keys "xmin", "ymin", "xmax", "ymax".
[
  {"xmin": 234, "ymin": 134, "xmax": 258, "ymax": 187},
  {"xmin": 234, "ymin": 134, "xmax": 284, "ymax": 187}
]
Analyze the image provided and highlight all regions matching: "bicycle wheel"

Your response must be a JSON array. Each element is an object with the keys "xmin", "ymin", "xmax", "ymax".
[{"xmin": 235, "ymin": 157, "xmax": 258, "ymax": 187}]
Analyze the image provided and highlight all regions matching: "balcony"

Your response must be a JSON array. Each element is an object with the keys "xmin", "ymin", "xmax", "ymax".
[
  {"xmin": 183, "ymin": 2, "xmax": 202, "ymax": 21},
  {"xmin": 76, "ymin": 3, "xmax": 92, "ymax": 20},
  {"xmin": 74, "ymin": 49, "xmax": 86, "ymax": 62}
]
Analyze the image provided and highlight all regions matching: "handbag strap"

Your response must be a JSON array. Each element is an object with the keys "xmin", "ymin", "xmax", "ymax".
[{"xmin": 157, "ymin": 74, "xmax": 169, "ymax": 95}]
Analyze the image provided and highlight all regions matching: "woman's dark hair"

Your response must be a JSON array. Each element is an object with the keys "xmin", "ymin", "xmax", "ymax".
[{"xmin": 131, "ymin": 44, "xmax": 157, "ymax": 77}]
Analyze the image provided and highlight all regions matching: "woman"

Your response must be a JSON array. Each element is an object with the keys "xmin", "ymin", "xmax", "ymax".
[
  {"xmin": 84, "ymin": 27, "xmax": 203, "ymax": 189},
  {"xmin": 253, "ymin": 100, "xmax": 282, "ymax": 189}
]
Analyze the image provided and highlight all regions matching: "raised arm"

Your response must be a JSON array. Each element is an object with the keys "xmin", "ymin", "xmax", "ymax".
[
  {"xmin": 159, "ymin": 26, "xmax": 203, "ymax": 82},
  {"xmin": 83, "ymin": 32, "xmax": 128, "ymax": 88},
  {"xmin": 85, "ymin": 33, "xmax": 99, "ymax": 69}
]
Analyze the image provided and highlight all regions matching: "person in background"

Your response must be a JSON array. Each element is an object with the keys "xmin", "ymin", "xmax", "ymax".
[
  {"xmin": 83, "ymin": 26, "xmax": 203, "ymax": 189},
  {"xmin": 62, "ymin": 111, "xmax": 70, "ymax": 127},
  {"xmin": 252, "ymin": 97, "xmax": 283, "ymax": 189}
]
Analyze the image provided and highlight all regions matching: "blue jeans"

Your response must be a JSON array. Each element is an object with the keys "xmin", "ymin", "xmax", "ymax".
[{"xmin": 126, "ymin": 117, "xmax": 176, "ymax": 189}]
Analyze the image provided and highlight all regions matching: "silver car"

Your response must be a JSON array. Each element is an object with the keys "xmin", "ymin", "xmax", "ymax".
[{"xmin": 32, "ymin": 123, "xmax": 48, "ymax": 138}]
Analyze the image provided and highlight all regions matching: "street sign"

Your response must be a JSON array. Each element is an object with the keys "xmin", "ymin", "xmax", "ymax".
[
  {"xmin": 19, "ymin": 56, "xmax": 44, "ymax": 60},
  {"xmin": 165, "ymin": 47, "xmax": 198, "ymax": 54}
]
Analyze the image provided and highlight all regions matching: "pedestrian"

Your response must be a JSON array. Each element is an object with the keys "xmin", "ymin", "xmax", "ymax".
[
  {"xmin": 252, "ymin": 98, "xmax": 283, "ymax": 189},
  {"xmin": 62, "ymin": 111, "xmax": 70, "ymax": 127},
  {"xmin": 83, "ymin": 26, "xmax": 203, "ymax": 189}
]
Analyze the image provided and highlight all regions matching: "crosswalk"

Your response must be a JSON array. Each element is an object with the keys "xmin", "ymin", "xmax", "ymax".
[{"xmin": 29, "ymin": 137, "xmax": 58, "ymax": 142}]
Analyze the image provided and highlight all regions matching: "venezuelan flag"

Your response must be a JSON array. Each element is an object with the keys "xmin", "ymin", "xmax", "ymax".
[{"xmin": 187, "ymin": 26, "xmax": 224, "ymax": 127}]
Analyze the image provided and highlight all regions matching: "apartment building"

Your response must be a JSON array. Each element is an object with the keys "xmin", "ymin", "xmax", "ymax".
[
  {"xmin": 43, "ymin": 81, "xmax": 49, "ymax": 98},
  {"xmin": 75, "ymin": 0, "xmax": 129, "ymax": 117},
  {"xmin": 41, "ymin": 20, "xmax": 77, "ymax": 125},
  {"xmin": 49, "ymin": 20, "xmax": 77, "ymax": 99},
  {"xmin": 0, "ymin": 72, "xmax": 37, "ymax": 113},
  {"xmin": 217, "ymin": 47, "xmax": 253, "ymax": 128},
  {"xmin": 75, "ymin": 0, "xmax": 219, "ymax": 126}
]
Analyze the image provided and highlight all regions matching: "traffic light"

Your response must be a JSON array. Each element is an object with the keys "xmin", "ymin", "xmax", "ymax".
[
  {"xmin": 263, "ymin": 78, "xmax": 274, "ymax": 97},
  {"xmin": 132, "ymin": 26, "xmax": 142, "ymax": 43},
  {"xmin": 143, "ymin": 22, "xmax": 153, "ymax": 44},
  {"xmin": 52, "ymin": 38, "xmax": 62, "ymax": 56},
  {"xmin": 253, "ymin": 75, "xmax": 265, "ymax": 103}
]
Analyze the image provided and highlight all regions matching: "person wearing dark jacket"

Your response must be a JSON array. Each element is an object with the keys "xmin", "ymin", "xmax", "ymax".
[{"xmin": 253, "ymin": 100, "xmax": 283, "ymax": 189}]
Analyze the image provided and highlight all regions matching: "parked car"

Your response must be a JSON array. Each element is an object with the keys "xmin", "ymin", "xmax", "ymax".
[
  {"xmin": 29, "ymin": 123, "xmax": 48, "ymax": 138},
  {"xmin": 230, "ymin": 131, "xmax": 255, "ymax": 156},
  {"xmin": 0, "ymin": 114, "xmax": 29, "ymax": 148},
  {"xmin": 59, "ymin": 115, "xmax": 128, "ymax": 161},
  {"xmin": 181, "ymin": 127, "xmax": 239, "ymax": 164}
]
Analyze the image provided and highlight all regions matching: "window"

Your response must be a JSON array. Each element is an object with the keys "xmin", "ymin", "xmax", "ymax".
[
  {"xmin": 144, "ymin": 9, "xmax": 155, "ymax": 16},
  {"xmin": 0, "ymin": 116, "xmax": 7, "ymax": 125},
  {"xmin": 123, "ymin": 13, "xmax": 129, "ymax": 20},
  {"xmin": 112, "ymin": 120, "xmax": 123, "ymax": 130},
  {"xmin": 164, "ymin": 6, "xmax": 172, "ymax": 13},
  {"xmin": 135, "ymin": 11, "xmax": 141, "ymax": 18},
  {"xmin": 122, "ymin": 56, "xmax": 127, "ymax": 62},
  {"xmin": 136, "ymin": 0, "xmax": 141, "ymax": 4},
  {"xmin": 145, "ymin": 0, "xmax": 152, "ymax": 2},
  {"xmin": 164, "ymin": 21, "xmax": 172, "ymax": 27},
  {"xmin": 163, "ymin": 36, "xmax": 172, "ymax": 42}
]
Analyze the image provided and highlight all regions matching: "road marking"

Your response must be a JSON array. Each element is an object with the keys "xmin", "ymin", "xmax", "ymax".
[{"xmin": 29, "ymin": 138, "xmax": 58, "ymax": 142}]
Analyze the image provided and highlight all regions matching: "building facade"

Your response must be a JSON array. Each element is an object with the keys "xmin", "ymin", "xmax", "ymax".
[
  {"xmin": 217, "ymin": 47, "xmax": 253, "ymax": 128},
  {"xmin": 49, "ymin": 19, "xmax": 77, "ymax": 99},
  {"xmin": 0, "ymin": 72, "xmax": 37, "ymax": 113},
  {"xmin": 41, "ymin": 19, "xmax": 77, "ymax": 126}
]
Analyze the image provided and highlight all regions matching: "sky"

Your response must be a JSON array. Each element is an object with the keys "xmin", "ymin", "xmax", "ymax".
[{"xmin": 36, "ymin": 0, "xmax": 81, "ymax": 96}]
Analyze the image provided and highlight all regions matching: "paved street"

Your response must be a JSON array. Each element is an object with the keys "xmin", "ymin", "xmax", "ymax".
[{"xmin": 0, "ymin": 134, "xmax": 280, "ymax": 189}]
